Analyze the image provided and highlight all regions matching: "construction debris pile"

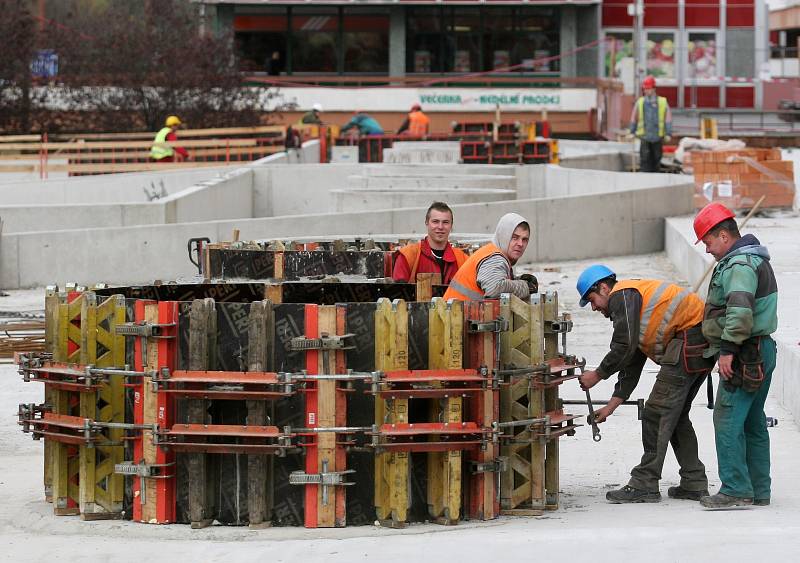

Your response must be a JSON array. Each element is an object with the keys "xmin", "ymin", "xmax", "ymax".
[{"xmin": 15, "ymin": 242, "xmax": 586, "ymax": 529}]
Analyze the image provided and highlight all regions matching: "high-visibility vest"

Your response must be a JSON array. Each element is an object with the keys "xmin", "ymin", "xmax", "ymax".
[
  {"xmin": 610, "ymin": 279, "xmax": 704, "ymax": 362},
  {"xmin": 636, "ymin": 96, "xmax": 668, "ymax": 138},
  {"xmin": 408, "ymin": 111, "xmax": 430, "ymax": 136},
  {"xmin": 150, "ymin": 127, "xmax": 174, "ymax": 160},
  {"xmin": 398, "ymin": 241, "xmax": 468, "ymax": 283},
  {"xmin": 443, "ymin": 242, "xmax": 504, "ymax": 301}
]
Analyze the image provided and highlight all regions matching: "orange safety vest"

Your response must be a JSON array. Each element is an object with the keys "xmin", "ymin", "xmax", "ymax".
[
  {"xmin": 611, "ymin": 279, "xmax": 704, "ymax": 362},
  {"xmin": 408, "ymin": 111, "xmax": 430, "ymax": 136},
  {"xmin": 398, "ymin": 241, "xmax": 468, "ymax": 283},
  {"xmin": 443, "ymin": 242, "xmax": 504, "ymax": 301}
]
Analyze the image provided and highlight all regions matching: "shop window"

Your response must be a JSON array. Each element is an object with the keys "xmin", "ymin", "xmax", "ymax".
[
  {"xmin": 646, "ymin": 32, "xmax": 675, "ymax": 79},
  {"xmin": 343, "ymin": 14, "xmax": 389, "ymax": 73},
  {"xmin": 604, "ymin": 32, "xmax": 633, "ymax": 78},
  {"xmin": 407, "ymin": 8, "xmax": 442, "ymax": 73},
  {"xmin": 233, "ymin": 12, "xmax": 288, "ymax": 73},
  {"xmin": 514, "ymin": 10, "xmax": 559, "ymax": 72},
  {"xmin": 291, "ymin": 10, "xmax": 339, "ymax": 73},
  {"xmin": 687, "ymin": 32, "xmax": 717, "ymax": 80},
  {"xmin": 445, "ymin": 9, "xmax": 482, "ymax": 73}
]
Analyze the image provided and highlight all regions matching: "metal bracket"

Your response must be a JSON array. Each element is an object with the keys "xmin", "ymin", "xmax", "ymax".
[
  {"xmin": 467, "ymin": 318, "xmax": 509, "ymax": 333},
  {"xmin": 471, "ymin": 457, "xmax": 507, "ymax": 474},
  {"xmin": 116, "ymin": 322, "xmax": 175, "ymax": 367},
  {"xmin": 545, "ymin": 319, "xmax": 573, "ymax": 334},
  {"xmin": 114, "ymin": 461, "xmax": 174, "ymax": 478},
  {"xmin": 289, "ymin": 465, "xmax": 355, "ymax": 506},
  {"xmin": 290, "ymin": 333, "xmax": 355, "ymax": 351}
]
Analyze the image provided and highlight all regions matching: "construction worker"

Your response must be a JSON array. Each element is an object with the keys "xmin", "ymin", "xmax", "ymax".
[
  {"xmin": 340, "ymin": 112, "xmax": 384, "ymax": 137},
  {"xmin": 629, "ymin": 75, "xmax": 672, "ymax": 173},
  {"xmin": 693, "ymin": 203, "xmax": 778, "ymax": 509},
  {"xmin": 577, "ymin": 265, "xmax": 714, "ymax": 504},
  {"xmin": 443, "ymin": 212, "xmax": 537, "ymax": 301},
  {"xmin": 392, "ymin": 202, "xmax": 468, "ymax": 285},
  {"xmin": 397, "ymin": 104, "xmax": 430, "ymax": 137},
  {"xmin": 300, "ymin": 103, "xmax": 323, "ymax": 126},
  {"xmin": 151, "ymin": 115, "xmax": 191, "ymax": 163}
]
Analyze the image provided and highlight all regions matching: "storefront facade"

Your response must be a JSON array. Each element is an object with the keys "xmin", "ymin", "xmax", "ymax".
[{"xmin": 200, "ymin": 0, "xmax": 766, "ymax": 110}]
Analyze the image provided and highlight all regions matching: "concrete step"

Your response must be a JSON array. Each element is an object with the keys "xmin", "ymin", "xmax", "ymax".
[
  {"xmin": 346, "ymin": 174, "xmax": 517, "ymax": 190},
  {"xmin": 383, "ymin": 143, "xmax": 461, "ymax": 164},
  {"xmin": 332, "ymin": 188, "xmax": 515, "ymax": 213},
  {"xmin": 361, "ymin": 163, "xmax": 514, "ymax": 177}
]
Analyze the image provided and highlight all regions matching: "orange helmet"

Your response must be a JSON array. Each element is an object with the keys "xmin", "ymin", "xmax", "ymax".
[{"xmin": 693, "ymin": 202, "xmax": 735, "ymax": 244}]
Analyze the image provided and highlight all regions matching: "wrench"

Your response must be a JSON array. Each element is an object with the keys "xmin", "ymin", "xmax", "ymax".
[{"xmin": 577, "ymin": 362, "xmax": 601, "ymax": 442}]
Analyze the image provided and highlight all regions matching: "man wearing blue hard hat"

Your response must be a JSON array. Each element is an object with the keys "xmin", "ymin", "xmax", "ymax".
[{"xmin": 576, "ymin": 265, "xmax": 714, "ymax": 504}]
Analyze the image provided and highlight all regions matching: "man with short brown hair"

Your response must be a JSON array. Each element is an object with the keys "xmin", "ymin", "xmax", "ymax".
[{"xmin": 392, "ymin": 202, "xmax": 468, "ymax": 285}]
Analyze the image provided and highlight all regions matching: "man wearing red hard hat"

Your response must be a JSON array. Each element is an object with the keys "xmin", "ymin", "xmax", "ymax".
[
  {"xmin": 629, "ymin": 75, "xmax": 672, "ymax": 173},
  {"xmin": 693, "ymin": 202, "xmax": 778, "ymax": 510},
  {"xmin": 397, "ymin": 103, "xmax": 430, "ymax": 137}
]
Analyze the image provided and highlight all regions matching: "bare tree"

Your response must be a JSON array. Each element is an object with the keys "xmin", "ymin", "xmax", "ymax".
[{"xmin": 0, "ymin": 0, "xmax": 39, "ymax": 132}]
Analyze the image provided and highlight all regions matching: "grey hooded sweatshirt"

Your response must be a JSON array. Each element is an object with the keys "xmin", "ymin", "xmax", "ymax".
[{"xmin": 477, "ymin": 212, "xmax": 530, "ymax": 299}]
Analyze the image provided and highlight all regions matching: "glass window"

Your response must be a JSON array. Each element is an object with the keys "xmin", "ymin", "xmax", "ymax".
[
  {"xmin": 687, "ymin": 32, "xmax": 717, "ymax": 80},
  {"xmin": 646, "ymin": 32, "xmax": 675, "ymax": 79},
  {"xmin": 233, "ymin": 12, "xmax": 288, "ymax": 73},
  {"xmin": 343, "ymin": 14, "xmax": 389, "ymax": 73},
  {"xmin": 291, "ymin": 11, "xmax": 339, "ymax": 73},
  {"xmin": 407, "ymin": 8, "xmax": 442, "ymax": 73},
  {"xmin": 514, "ymin": 9, "xmax": 559, "ymax": 72},
  {"xmin": 604, "ymin": 32, "xmax": 633, "ymax": 78}
]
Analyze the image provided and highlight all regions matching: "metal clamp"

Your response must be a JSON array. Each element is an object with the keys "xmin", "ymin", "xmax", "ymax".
[
  {"xmin": 289, "ymin": 463, "xmax": 355, "ymax": 505},
  {"xmin": 470, "ymin": 457, "xmax": 507, "ymax": 474},
  {"xmin": 114, "ymin": 461, "xmax": 174, "ymax": 478},
  {"xmin": 467, "ymin": 318, "xmax": 509, "ymax": 333},
  {"xmin": 290, "ymin": 333, "xmax": 355, "ymax": 351},
  {"xmin": 116, "ymin": 322, "xmax": 175, "ymax": 367}
]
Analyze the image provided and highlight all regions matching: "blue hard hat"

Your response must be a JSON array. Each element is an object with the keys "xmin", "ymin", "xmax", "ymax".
[{"xmin": 577, "ymin": 265, "xmax": 616, "ymax": 307}]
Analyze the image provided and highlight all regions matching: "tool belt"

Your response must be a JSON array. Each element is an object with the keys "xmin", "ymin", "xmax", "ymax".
[
  {"xmin": 679, "ymin": 325, "xmax": 715, "ymax": 375},
  {"xmin": 728, "ymin": 336, "xmax": 765, "ymax": 393}
]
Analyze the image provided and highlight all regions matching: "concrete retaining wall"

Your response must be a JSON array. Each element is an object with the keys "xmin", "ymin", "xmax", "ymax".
[{"xmin": 0, "ymin": 182, "xmax": 694, "ymax": 289}]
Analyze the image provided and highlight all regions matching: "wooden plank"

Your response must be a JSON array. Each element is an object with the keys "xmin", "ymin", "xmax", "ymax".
[
  {"xmin": 415, "ymin": 273, "xmax": 440, "ymax": 302},
  {"xmin": 44, "ymin": 125, "xmax": 285, "ymax": 142},
  {"xmin": 141, "ymin": 302, "xmax": 160, "ymax": 523},
  {"xmin": 247, "ymin": 300, "xmax": 273, "ymax": 529},
  {"xmin": 42, "ymin": 288, "xmax": 61, "ymax": 502},
  {"xmin": 3, "ymin": 145, "xmax": 283, "ymax": 162},
  {"xmin": 529, "ymin": 294, "xmax": 547, "ymax": 510},
  {"xmin": 316, "ymin": 306, "xmax": 338, "ymax": 527},
  {"xmin": 374, "ymin": 298, "xmax": 409, "ymax": 527},
  {"xmin": 0, "ymin": 138, "xmax": 259, "ymax": 151},
  {"xmin": 543, "ymin": 291, "xmax": 560, "ymax": 510},
  {"xmin": 187, "ymin": 299, "xmax": 215, "ymax": 529}
]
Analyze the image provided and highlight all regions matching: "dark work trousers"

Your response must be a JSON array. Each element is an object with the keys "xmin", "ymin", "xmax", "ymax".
[
  {"xmin": 639, "ymin": 139, "xmax": 663, "ymax": 172},
  {"xmin": 628, "ymin": 332, "xmax": 710, "ymax": 493}
]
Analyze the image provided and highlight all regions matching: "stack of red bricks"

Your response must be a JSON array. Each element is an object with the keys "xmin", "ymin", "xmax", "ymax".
[{"xmin": 691, "ymin": 148, "xmax": 795, "ymax": 209}]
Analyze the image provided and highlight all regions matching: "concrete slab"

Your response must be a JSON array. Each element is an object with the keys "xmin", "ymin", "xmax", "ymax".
[
  {"xmin": 333, "ymin": 188, "xmax": 515, "ymax": 212},
  {"xmin": 346, "ymin": 174, "xmax": 516, "ymax": 190}
]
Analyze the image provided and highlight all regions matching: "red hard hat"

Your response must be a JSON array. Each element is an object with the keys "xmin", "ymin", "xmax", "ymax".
[
  {"xmin": 642, "ymin": 75, "xmax": 656, "ymax": 90},
  {"xmin": 693, "ymin": 202, "xmax": 735, "ymax": 244}
]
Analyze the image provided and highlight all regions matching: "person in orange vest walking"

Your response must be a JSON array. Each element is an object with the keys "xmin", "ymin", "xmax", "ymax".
[
  {"xmin": 392, "ymin": 202, "xmax": 468, "ymax": 285},
  {"xmin": 629, "ymin": 75, "xmax": 672, "ymax": 173},
  {"xmin": 443, "ymin": 212, "xmax": 537, "ymax": 301},
  {"xmin": 397, "ymin": 104, "xmax": 431, "ymax": 137},
  {"xmin": 151, "ymin": 115, "xmax": 192, "ymax": 163},
  {"xmin": 576, "ymin": 265, "xmax": 715, "ymax": 504}
]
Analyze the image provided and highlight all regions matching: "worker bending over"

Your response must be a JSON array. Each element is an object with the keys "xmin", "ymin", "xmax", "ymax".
[
  {"xmin": 393, "ymin": 202, "xmax": 467, "ymax": 284},
  {"xmin": 577, "ymin": 265, "xmax": 714, "ymax": 504},
  {"xmin": 151, "ymin": 115, "xmax": 191, "ymax": 163},
  {"xmin": 444, "ymin": 212, "xmax": 537, "ymax": 301},
  {"xmin": 693, "ymin": 203, "xmax": 778, "ymax": 509}
]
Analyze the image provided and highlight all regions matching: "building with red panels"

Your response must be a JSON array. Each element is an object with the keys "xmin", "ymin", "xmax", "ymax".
[{"xmin": 198, "ymin": 0, "xmax": 767, "ymax": 111}]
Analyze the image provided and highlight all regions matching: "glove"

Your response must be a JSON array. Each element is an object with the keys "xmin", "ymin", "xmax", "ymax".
[
  {"xmin": 519, "ymin": 274, "xmax": 538, "ymax": 295},
  {"xmin": 664, "ymin": 135, "xmax": 672, "ymax": 142}
]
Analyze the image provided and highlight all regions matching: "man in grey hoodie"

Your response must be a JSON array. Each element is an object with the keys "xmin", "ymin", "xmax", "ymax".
[{"xmin": 444, "ymin": 212, "xmax": 537, "ymax": 301}]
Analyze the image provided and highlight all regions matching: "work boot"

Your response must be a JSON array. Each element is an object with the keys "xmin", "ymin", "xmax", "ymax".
[
  {"xmin": 699, "ymin": 493, "xmax": 753, "ymax": 509},
  {"xmin": 667, "ymin": 486, "xmax": 709, "ymax": 501},
  {"xmin": 753, "ymin": 499, "xmax": 770, "ymax": 506},
  {"xmin": 606, "ymin": 485, "xmax": 661, "ymax": 504}
]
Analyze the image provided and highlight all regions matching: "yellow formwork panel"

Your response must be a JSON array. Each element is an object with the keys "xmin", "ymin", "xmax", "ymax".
[
  {"xmin": 79, "ymin": 293, "xmax": 126, "ymax": 519},
  {"xmin": 374, "ymin": 298, "xmax": 409, "ymax": 526},
  {"xmin": 426, "ymin": 298, "xmax": 463, "ymax": 523}
]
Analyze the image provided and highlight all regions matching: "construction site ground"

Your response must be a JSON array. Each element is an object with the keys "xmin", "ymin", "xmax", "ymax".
[{"xmin": 2, "ymin": 251, "xmax": 799, "ymax": 562}]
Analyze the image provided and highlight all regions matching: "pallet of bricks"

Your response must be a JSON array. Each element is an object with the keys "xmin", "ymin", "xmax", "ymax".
[
  {"xmin": 691, "ymin": 148, "xmax": 795, "ymax": 210},
  {"xmin": 16, "ymin": 273, "xmax": 584, "ymax": 527}
]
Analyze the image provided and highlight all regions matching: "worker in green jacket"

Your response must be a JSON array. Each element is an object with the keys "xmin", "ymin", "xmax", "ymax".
[{"xmin": 693, "ymin": 202, "xmax": 779, "ymax": 509}]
